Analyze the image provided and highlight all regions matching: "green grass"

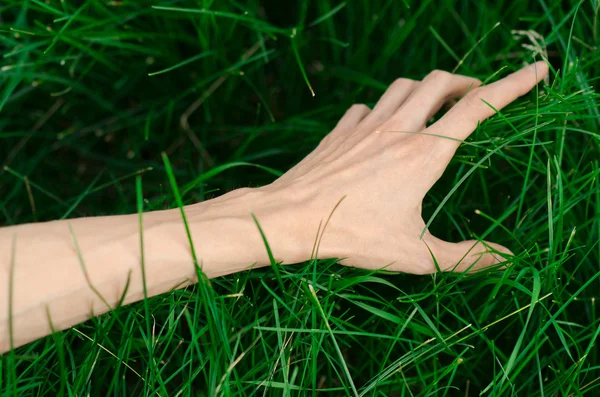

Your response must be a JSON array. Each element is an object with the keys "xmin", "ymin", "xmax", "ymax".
[{"xmin": 1, "ymin": 0, "xmax": 600, "ymax": 395}]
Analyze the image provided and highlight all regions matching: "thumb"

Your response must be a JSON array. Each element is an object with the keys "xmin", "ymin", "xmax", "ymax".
[{"xmin": 428, "ymin": 238, "xmax": 513, "ymax": 273}]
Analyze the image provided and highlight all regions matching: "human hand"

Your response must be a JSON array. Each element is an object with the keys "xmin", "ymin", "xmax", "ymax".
[
  {"xmin": 0, "ymin": 62, "xmax": 548, "ymax": 352},
  {"xmin": 264, "ymin": 62, "xmax": 548, "ymax": 274}
]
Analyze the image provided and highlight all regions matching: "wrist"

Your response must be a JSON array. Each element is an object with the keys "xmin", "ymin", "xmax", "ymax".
[
  {"xmin": 0, "ymin": 186, "xmax": 313, "ymax": 352},
  {"xmin": 182, "ymin": 186, "xmax": 312, "ymax": 276}
]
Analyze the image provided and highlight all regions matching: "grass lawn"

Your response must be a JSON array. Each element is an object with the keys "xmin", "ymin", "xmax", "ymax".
[{"xmin": 1, "ymin": 0, "xmax": 600, "ymax": 395}]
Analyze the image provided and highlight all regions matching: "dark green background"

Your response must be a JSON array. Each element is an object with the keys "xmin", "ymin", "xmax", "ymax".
[{"xmin": 1, "ymin": 0, "xmax": 599, "ymax": 395}]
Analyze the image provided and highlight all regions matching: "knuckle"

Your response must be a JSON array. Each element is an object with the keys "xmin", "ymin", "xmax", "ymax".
[
  {"xmin": 348, "ymin": 103, "xmax": 370, "ymax": 116},
  {"xmin": 462, "ymin": 88, "xmax": 484, "ymax": 107},
  {"xmin": 426, "ymin": 69, "xmax": 453, "ymax": 84},
  {"xmin": 407, "ymin": 133, "xmax": 428, "ymax": 147},
  {"xmin": 351, "ymin": 103, "xmax": 370, "ymax": 112},
  {"xmin": 390, "ymin": 77, "xmax": 414, "ymax": 89},
  {"xmin": 411, "ymin": 131, "xmax": 439, "ymax": 147}
]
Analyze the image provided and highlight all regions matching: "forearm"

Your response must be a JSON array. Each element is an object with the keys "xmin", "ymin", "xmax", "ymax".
[{"xmin": 0, "ymin": 188, "xmax": 308, "ymax": 353}]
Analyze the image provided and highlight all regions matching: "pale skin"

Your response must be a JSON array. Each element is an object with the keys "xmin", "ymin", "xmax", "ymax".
[{"xmin": 0, "ymin": 61, "xmax": 548, "ymax": 353}]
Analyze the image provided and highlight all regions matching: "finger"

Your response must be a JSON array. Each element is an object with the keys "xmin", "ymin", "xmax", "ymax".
[
  {"xmin": 337, "ymin": 103, "xmax": 372, "ymax": 130},
  {"xmin": 430, "ymin": 238, "xmax": 513, "ymax": 273},
  {"xmin": 429, "ymin": 61, "xmax": 548, "ymax": 144},
  {"xmin": 362, "ymin": 78, "xmax": 417, "ymax": 127},
  {"xmin": 317, "ymin": 104, "xmax": 371, "ymax": 153},
  {"xmin": 337, "ymin": 79, "xmax": 418, "ymax": 152},
  {"xmin": 383, "ymin": 70, "xmax": 481, "ymax": 132}
]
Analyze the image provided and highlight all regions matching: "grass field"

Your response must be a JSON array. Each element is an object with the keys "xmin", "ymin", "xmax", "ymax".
[{"xmin": 1, "ymin": 0, "xmax": 600, "ymax": 395}]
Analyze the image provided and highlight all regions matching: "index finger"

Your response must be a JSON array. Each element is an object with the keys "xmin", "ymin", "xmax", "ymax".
[{"xmin": 428, "ymin": 61, "xmax": 548, "ymax": 145}]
